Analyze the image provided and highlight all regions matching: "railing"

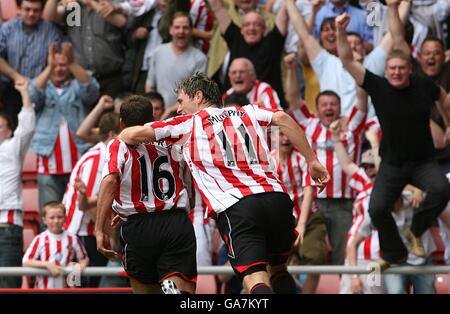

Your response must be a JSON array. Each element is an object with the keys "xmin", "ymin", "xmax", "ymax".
[{"xmin": 0, "ymin": 265, "xmax": 449, "ymax": 276}]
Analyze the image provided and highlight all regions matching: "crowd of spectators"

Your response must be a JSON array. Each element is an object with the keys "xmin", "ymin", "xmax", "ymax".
[{"xmin": 0, "ymin": 0, "xmax": 449, "ymax": 293}]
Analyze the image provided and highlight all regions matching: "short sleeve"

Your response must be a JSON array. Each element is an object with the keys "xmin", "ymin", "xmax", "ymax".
[
  {"xmin": 348, "ymin": 167, "xmax": 372, "ymax": 194},
  {"xmin": 151, "ymin": 115, "xmax": 194, "ymax": 143},
  {"xmin": 361, "ymin": 69, "xmax": 384, "ymax": 95},
  {"xmin": 23, "ymin": 235, "xmax": 41, "ymax": 262},
  {"xmin": 102, "ymin": 139, "xmax": 128, "ymax": 180},
  {"xmin": 249, "ymin": 104, "xmax": 278, "ymax": 126}
]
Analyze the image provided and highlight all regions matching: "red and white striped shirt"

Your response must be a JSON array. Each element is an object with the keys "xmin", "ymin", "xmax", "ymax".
[
  {"xmin": 291, "ymin": 103, "xmax": 367, "ymax": 199},
  {"xmin": 102, "ymin": 139, "xmax": 189, "ymax": 218},
  {"xmin": 63, "ymin": 142, "xmax": 106, "ymax": 236},
  {"xmin": 37, "ymin": 119, "xmax": 79, "ymax": 175},
  {"xmin": 189, "ymin": 187, "xmax": 212, "ymax": 225},
  {"xmin": 271, "ymin": 149, "xmax": 317, "ymax": 219},
  {"xmin": 347, "ymin": 168, "xmax": 380, "ymax": 261},
  {"xmin": 0, "ymin": 210, "xmax": 23, "ymax": 227},
  {"xmin": 152, "ymin": 105, "xmax": 287, "ymax": 216},
  {"xmin": 223, "ymin": 80, "xmax": 282, "ymax": 111},
  {"xmin": 190, "ymin": 0, "xmax": 214, "ymax": 54},
  {"xmin": 22, "ymin": 230, "xmax": 87, "ymax": 289}
]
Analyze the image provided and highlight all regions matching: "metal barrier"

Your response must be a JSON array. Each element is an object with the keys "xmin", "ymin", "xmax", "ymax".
[{"xmin": 0, "ymin": 265, "xmax": 449, "ymax": 276}]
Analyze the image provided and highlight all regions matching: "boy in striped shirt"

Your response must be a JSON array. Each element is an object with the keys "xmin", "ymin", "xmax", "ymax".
[{"xmin": 23, "ymin": 202, "xmax": 89, "ymax": 289}]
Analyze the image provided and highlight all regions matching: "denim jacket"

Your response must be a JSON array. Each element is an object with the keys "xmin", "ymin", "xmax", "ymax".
[{"xmin": 29, "ymin": 74, "xmax": 99, "ymax": 156}]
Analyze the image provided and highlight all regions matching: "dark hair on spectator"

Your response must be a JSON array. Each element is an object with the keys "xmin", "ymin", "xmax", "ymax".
[
  {"xmin": 98, "ymin": 112, "xmax": 120, "ymax": 142},
  {"xmin": 171, "ymin": 11, "xmax": 193, "ymax": 28},
  {"xmin": 0, "ymin": 111, "xmax": 14, "ymax": 133},
  {"xmin": 315, "ymin": 90, "xmax": 341, "ymax": 106},
  {"xmin": 224, "ymin": 93, "xmax": 249, "ymax": 107},
  {"xmin": 175, "ymin": 72, "xmax": 223, "ymax": 108},
  {"xmin": 145, "ymin": 91, "xmax": 165, "ymax": 108},
  {"xmin": 120, "ymin": 95, "xmax": 154, "ymax": 127},
  {"xmin": 387, "ymin": 49, "xmax": 411, "ymax": 65},
  {"xmin": 42, "ymin": 201, "xmax": 66, "ymax": 217},
  {"xmin": 346, "ymin": 31, "xmax": 362, "ymax": 42},
  {"xmin": 16, "ymin": 0, "xmax": 44, "ymax": 7},
  {"xmin": 320, "ymin": 17, "xmax": 336, "ymax": 33},
  {"xmin": 421, "ymin": 36, "xmax": 445, "ymax": 51},
  {"xmin": 115, "ymin": 92, "xmax": 132, "ymax": 100}
]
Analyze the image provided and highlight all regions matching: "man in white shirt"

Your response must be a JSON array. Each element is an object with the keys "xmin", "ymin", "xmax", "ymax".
[{"xmin": 0, "ymin": 79, "xmax": 35, "ymax": 288}]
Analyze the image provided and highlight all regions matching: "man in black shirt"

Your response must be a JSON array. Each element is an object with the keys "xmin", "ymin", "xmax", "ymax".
[
  {"xmin": 336, "ymin": 1, "xmax": 450, "ymax": 267},
  {"xmin": 205, "ymin": 0, "xmax": 288, "ymax": 106}
]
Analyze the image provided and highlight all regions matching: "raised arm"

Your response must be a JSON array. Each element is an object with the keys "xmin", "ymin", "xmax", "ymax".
[
  {"xmin": 386, "ymin": 0, "xmax": 410, "ymax": 54},
  {"xmin": 34, "ymin": 42, "xmax": 57, "ymax": 90},
  {"xmin": 306, "ymin": 0, "xmax": 325, "ymax": 32},
  {"xmin": 378, "ymin": 0, "xmax": 411, "ymax": 52},
  {"xmin": 206, "ymin": 0, "xmax": 231, "ymax": 34},
  {"xmin": 77, "ymin": 95, "xmax": 114, "ymax": 143},
  {"xmin": 90, "ymin": 0, "xmax": 128, "ymax": 28},
  {"xmin": 285, "ymin": 0, "xmax": 322, "ymax": 61},
  {"xmin": 330, "ymin": 119, "xmax": 359, "ymax": 176},
  {"xmin": 118, "ymin": 125, "xmax": 156, "ymax": 146},
  {"xmin": 271, "ymin": 111, "xmax": 330, "ymax": 190},
  {"xmin": 356, "ymin": 85, "xmax": 368, "ymax": 113},
  {"xmin": 62, "ymin": 43, "xmax": 90, "ymax": 84},
  {"xmin": 275, "ymin": 1, "xmax": 289, "ymax": 36},
  {"xmin": 335, "ymin": 13, "xmax": 366, "ymax": 86},
  {"xmin": 43, "ymin": 0, "xmax": 66, "ymax": 23},
  {"xmin": 284, "ymin": 53, "xmax": 304, "ymax": 110}
]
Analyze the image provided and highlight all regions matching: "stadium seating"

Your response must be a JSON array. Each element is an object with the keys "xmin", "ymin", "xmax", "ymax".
[
  {"xmin": 315, "ymin": 275, "xmax": 341, "ymax": 294},
  {"xmin": 22, "ymin": 151, "xmax": 37, "ymax": 188},
  {"xmin": 195, "ymin": 275, "xmax": 217, "ymax": 294},
  {"xmin": 22, "ymin": 187, "xmax": 40, "ymax": 233},
  {"xmin": 0, "ymin": 0, "xmax": 18, "ymax": 21}
]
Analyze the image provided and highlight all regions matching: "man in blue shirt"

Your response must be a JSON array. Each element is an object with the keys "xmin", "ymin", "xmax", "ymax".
[{"xmin": 0, "ymin": 0, "xmax": 62, "ymax": 129}]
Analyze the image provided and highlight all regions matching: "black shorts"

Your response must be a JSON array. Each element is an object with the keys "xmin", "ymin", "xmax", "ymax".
[
  {"xmin": 217, "ymin": 192, "xmax": 297, "ymax": 278},
  {"xmin": 120, "ymin": 209, "xmax": 197, "ymax": 285}
]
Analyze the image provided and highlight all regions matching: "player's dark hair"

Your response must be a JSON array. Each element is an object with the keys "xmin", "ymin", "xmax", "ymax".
[
  {"xmin": 120, "ymin": 95, "xmax": 154, "ymax": 127},
  {"xmin": 224, "ymin": 93, "xmax": 249, "ymax": 107},
  {"xmin": 175, "ymin": 72, "xmax": 223, "ymax": 108}
]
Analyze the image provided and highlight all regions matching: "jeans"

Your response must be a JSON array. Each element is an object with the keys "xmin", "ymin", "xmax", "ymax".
[
  {"xmin": 384, "ymin": 259, "xmax": 436, "ymax": 294},
  {"xmin": 0, "ymin": 224, "xmax": 23, "ymax": 288},
  {"xmin": 316, "ymin": 198, "xmax": 354, "ymax": 265},
  {"xmin": 37, "ymin": 174, "xmax": 70, "ymax": 219},
  {"xmin": 369, "ymin": 160, "xmax": 450, "ymax": 263}
]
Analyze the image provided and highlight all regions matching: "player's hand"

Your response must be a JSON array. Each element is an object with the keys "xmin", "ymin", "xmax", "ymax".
[
  {"xmin": 308, "ymin": 159, "xmax": 330, "ymax": 193},
  {"xmin": 96, "ymin": 230, "xmax": 120, "ymax": 260}
]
